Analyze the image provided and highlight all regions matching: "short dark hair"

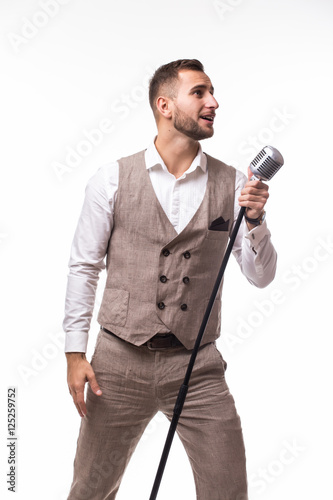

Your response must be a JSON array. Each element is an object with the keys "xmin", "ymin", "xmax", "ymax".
[{"xmin": 148, "ymin": 59, "xmax": 205, "ymax": 117}]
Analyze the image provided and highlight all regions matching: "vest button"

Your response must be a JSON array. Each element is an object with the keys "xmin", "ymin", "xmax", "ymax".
[
  {"xmin": 160, "ymin": 275, "xmax": 167, "ymax": 283},
  {"xmin": 163, "ymin": 249, "xmax": 170, "ymax": 257},
  {"xmin": 183, "ymin": 251, "xmax": 191, "ymax": 259},
  {"xmin": 180, "ymin": 304, "xmax": 188, "ymax": 311},
  {"xmin": 158, "ymin": 302, "xmax": 165, "ymax": 310},
  {"xmin": 183, "ymin": 276, "xmax": 190, "ymax": 284}
]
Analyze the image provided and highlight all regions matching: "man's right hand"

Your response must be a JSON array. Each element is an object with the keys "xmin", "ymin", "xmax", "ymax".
[{"xmin": 66, "ymin": 352, "xmax": 102, "ymax": 417}]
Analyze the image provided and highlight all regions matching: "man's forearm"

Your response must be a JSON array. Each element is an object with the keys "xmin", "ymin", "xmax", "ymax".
[
  {"xmin": 232, "ymin": 218, "xmax": 277, "ymax": 288},
  {"xmin": 242, "ymin": 224, "xmax": 277, "ymax": 288}
]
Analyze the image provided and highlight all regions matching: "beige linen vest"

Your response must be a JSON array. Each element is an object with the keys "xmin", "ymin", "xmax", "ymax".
[{"xmin": 97, "ymin": 150, "xmax": 236, "ymax": 349}]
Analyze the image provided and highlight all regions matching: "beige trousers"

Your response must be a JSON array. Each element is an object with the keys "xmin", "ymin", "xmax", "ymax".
[{"xmin": 67, "ymin": 329, "xmax": 248, "ymax": 500}]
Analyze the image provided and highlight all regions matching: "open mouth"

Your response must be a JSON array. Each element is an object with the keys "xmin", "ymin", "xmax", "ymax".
[{"xmin": 200, "ymin": 115, "xmax": 215, "ymax": 122}]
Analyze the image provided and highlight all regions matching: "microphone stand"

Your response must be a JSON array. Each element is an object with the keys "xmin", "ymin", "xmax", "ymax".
[{"xmin": 149, "ymin": 206, "xmax": 246, "ymax": 500}]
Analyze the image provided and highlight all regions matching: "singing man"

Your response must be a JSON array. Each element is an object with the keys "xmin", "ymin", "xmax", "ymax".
[{"xmin": 63, "ymin": 59, "xmax": 277, "ymax": 500}]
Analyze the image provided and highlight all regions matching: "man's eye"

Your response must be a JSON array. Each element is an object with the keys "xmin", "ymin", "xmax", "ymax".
[{"xmin": 194, "ymin": 91, "xmax": 202, "ymax": 96}]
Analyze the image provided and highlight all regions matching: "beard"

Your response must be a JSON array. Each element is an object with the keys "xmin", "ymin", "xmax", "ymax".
[{"xmin": 173, "ymin": 105, "xmax": 214, "ymax": 141}]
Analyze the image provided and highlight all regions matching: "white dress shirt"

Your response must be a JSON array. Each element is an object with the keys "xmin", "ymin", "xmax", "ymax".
[{"xmin": 63, "ymin": 140, "xmax": 277, "ymax": 352}]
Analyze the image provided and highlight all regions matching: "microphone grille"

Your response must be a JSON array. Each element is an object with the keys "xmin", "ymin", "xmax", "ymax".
[{"xmin": 250, "ymin": 146, "xmax": 284, "ymax": 181}]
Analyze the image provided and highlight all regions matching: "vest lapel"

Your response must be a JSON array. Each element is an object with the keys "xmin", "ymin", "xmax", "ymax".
[
  {"xmin": 142, "ymin": 152, "xmax": 212, "ymax": 249},
  {"xmin": 141, "ymin": 156, "xmax": 178, "ymax": 240}
]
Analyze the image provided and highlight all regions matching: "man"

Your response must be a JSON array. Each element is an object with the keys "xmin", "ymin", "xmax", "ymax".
[{"xmin": 64, "ymin": 59, "xmax": 277, "ymax": 500}]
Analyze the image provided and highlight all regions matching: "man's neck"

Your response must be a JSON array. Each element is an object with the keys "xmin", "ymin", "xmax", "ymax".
[{"xmin": 154, "ymin": 134, "xmax": 199, "ymax": 179}]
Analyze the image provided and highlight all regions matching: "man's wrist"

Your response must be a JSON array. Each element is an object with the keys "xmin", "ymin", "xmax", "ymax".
[
  {"xmin": 244, "ymin": 210, "xmax": 266, "ymax": 227},
  {"xmin": 65, "ymin": 352, "xmax": 87, "ymax": 362}
]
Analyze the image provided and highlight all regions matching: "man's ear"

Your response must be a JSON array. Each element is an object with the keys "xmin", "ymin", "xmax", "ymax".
[{"xmin": 156, "ymin": 96, "xmax": 173, "ymax": 120}]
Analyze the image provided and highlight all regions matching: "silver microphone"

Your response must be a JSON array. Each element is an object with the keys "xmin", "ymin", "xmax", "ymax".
[{"xmin": 250, "ymin": 145, "xmax": 284, "ymax": 181}]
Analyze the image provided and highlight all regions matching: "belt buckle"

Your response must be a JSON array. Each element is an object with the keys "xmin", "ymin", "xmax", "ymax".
[
  {"xmin": 146, "ymin": 340, "xmax": 160, "ymax": 351},
  {"xmin": 146, "ymin": 334, "xmax": 172, "ymax": 350}
]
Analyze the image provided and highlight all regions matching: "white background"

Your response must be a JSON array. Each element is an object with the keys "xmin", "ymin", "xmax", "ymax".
[{"xmin": 1, "ymin": 0, "xmax": 332, "ymax": 498}]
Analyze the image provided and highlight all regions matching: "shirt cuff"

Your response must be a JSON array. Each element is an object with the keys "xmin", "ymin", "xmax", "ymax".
[
  {"xmin": 64, "ymin": 331, "xmax": 88, "ymax": 353},
  {"xmin": 244, "ymin": 220, "xmax": 271, "ymax": 252}
]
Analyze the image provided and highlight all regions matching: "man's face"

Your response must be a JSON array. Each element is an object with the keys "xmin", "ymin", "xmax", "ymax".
[{"xmin": 171, "ymin": 70, "xmax": 219, "ymax": 141}]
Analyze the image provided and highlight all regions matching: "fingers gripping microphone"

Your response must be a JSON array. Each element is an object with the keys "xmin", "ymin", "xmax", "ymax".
[
  {"xmin": 250, "ymin": 145, "xmax": 284, "ymax": 181},
  {"xmin": 149, "ymin": 146, "xmax": 284, "ymax": 500}
]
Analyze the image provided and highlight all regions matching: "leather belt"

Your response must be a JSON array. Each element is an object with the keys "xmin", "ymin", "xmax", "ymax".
[
  {"xmin": 145, "ymin": 333, "xmax": 183, "ymax": 350},
  {"xmin": 101, "ymin": 327, "xmax": 183, "ymax": 350}
]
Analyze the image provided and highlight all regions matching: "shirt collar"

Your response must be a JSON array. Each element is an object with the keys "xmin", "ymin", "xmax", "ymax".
[{"xmin": 145, "ymin": 137, "xmax": 207, "ymax": 175}]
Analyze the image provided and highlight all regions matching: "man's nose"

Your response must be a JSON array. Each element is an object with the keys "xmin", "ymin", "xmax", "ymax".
[{"xmin": 206, "ymin": 94, "xmax": 219, "ymax": 109}]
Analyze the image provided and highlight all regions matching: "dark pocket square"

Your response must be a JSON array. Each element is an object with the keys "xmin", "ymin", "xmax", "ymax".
[{"xmin": 209, "ymin": 217, "xmax": 230, "ymax": 232}]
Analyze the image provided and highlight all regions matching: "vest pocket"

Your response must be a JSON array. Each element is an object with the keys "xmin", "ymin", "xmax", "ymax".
[{"xmin": 98, "ymin": 288, "xmax": 129, "ymax": 327}]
